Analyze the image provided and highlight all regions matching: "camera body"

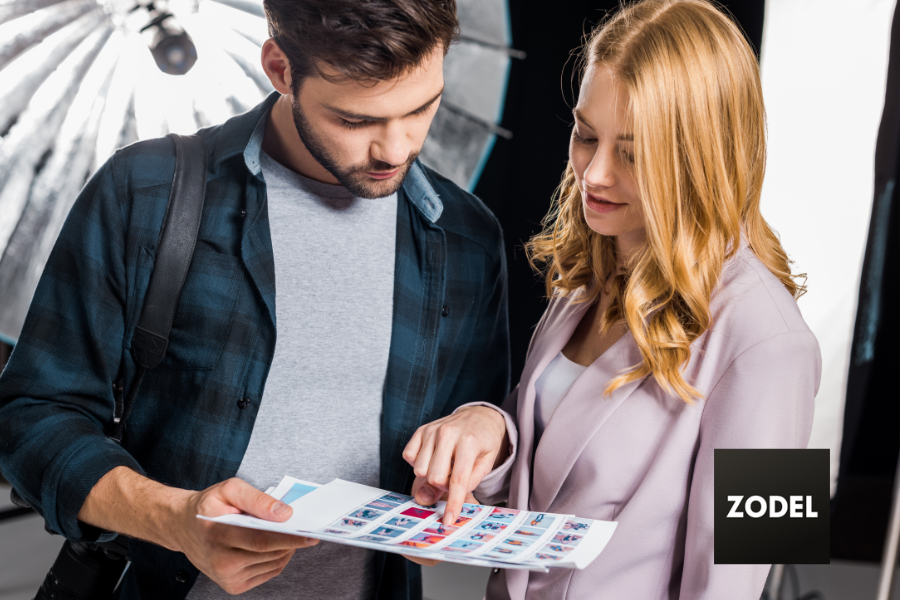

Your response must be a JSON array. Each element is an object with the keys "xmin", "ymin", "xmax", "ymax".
[
  {"xmin": 11, "ymin": 488, "xmax": 130, "ymax": 600},
  {"xmin": 35, "ymin": 540, "xmax": 129, "ymax": 600}
]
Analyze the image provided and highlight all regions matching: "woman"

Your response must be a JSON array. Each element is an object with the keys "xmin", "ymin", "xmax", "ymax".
[{"xmin": 401, "ymin": 0, "xmax": 821, "ymax": 598}]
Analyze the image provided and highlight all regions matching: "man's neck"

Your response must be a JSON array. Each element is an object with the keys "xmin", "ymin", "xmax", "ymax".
[{"xmin": 262, "ymin": 94, "xmax": 340, "ymax": 185}]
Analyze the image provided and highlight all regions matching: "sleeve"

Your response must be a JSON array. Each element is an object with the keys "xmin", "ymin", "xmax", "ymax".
[
  {"xmin": 437, "ymin": 221, "xmax": 510, "ymax": 418},
  {"xmin": 0, "ymin": 154, "xmax": 145, "ymax": 542},
  {"xmin": 450, "ymin": 291, "xmax": 558, "ymax": 505},
  {"xmin": 455, "ymin": 385, "xmax": 520, "ymax": 505},
  {"xmin": 679, "ymin": 330, "xmax": 821, "ymax": 600}
]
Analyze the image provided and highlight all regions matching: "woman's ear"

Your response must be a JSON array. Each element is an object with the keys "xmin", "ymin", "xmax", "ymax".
[{"xmin": 260, "ymin": 38, "xmax": 293, "ymax": 95}]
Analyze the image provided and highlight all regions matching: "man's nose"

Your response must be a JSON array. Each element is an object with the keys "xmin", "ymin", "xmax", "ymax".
[{"xmin": 371, "ymin": 124, "xmax": 411, "ymax": 167}]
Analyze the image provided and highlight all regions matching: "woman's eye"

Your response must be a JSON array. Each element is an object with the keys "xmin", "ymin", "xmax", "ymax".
[
  {"xmin": 619, "ymin": 147, "xmax": 635, "ymax": 164},
  {"xmin": 572, "ymin": 129, "xmax": 596, "ymax": 145}
]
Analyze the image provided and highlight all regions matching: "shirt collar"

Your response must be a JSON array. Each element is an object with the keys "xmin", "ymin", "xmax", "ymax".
[
  {"xmin": 210, "ymin": 90, "xmax": 280, "ymax": 175},
  {"xmin": 243, "ymin": 100, "xmax": 270, "ymax": 177},
  {"xmin": 401, "ymin": 161, "xmax": 444, "ymax": 223},
  {"xmin": 212, "ymin": 90, "xmax": 443, "ymax": 224}
]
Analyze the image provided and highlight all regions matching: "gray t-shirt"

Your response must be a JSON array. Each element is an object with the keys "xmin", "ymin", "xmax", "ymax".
[{"xmin": 187, "ymin": 150, "xmax": 397, "ymax": 599}]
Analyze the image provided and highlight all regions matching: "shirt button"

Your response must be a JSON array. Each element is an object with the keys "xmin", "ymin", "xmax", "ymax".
[
  {"xmin": 175, "ymin": 570, "xmax": 188, "ymax": 583},
  {"xmin": 240, "ymin": 209, "xmax": 247, "ymax": 218},
  {"xmin": 493, "ymin": 568, "xmax": 500, "ymax": 574},
  {"xmin": 441, "ymin": 306, "xmax": 450, "ymax": 317},
  {"xmin": 237, "ymin": 398, "xmax": 250, "ymax": 410}
]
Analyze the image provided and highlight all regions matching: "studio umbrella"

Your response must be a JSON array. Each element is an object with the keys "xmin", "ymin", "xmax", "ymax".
[{"xmin": 0, "ymin": 0, "xmax": 517, "ymax": 343}]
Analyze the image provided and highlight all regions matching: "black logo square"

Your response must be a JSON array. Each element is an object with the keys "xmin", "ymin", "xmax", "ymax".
[{"xmin": 714, "ymin": 449, "xmax": 829, "ymax": 564}]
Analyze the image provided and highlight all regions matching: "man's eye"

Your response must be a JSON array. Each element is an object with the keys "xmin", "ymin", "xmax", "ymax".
[
  {"xmin": 410, "ymin": 105, "xmax": 432, "ymax": 117},
  {"xmin": 339, "ymin": 118, "xmax": 367, "ymax": 129}
]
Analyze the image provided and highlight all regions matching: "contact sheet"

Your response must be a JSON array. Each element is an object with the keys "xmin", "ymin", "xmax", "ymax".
[{"xmin": 201, "ymin": 476, "xmax": 617, "ymax": 572}]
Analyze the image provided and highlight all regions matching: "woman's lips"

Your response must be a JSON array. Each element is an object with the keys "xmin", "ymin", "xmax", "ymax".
[
  {"xmin": 367, "ymin": 168, "xmax": 400, "ymax": 180},
  {"xmin": 584, "ymin": 191, "xmax": 625, "ymax": 214}
]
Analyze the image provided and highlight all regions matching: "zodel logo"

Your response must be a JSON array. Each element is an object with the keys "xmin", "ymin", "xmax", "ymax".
[
  {"xmin": 725, "ymin": 495, "xmax": 818, "ymax": 518},
  {"xmin": 714, "ymin": 449, "xmax": 829, "ymax": 564}
]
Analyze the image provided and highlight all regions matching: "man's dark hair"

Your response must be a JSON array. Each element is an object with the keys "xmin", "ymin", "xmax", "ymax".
[{"xmin": 263, "ymin": 0, "xmax": 460, "ymax": 90}]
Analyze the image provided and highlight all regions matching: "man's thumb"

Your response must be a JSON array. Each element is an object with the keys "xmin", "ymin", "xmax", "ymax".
[{"xmin": 225, "ymin": 479, "xmax": 293, "ymax": 521}]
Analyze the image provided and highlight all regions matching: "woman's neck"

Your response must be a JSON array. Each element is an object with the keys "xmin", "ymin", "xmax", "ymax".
[{"xmin": 613, "ymin": 228, "xmax": 647, "ymax": 273}]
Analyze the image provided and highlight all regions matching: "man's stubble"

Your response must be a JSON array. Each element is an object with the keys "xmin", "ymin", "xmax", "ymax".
[{"xmin": 290, "ymin": 96, "xmax": 419, "ymax": 200}]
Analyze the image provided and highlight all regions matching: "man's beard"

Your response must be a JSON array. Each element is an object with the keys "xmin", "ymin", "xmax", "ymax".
[{"xmin": 291, "ymin": 98, "xmax": 418, "ymax": 199}]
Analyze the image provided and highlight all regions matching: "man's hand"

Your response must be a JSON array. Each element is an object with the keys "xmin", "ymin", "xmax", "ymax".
[
  {"xmin": 171, "ymin": 478, "xmax": 319, "ymax": 594},
  {"xmin": 78, "ymin": 467, "xmax": 318, "ymax": 595},
  {"xmin": 402, "ymin": 406, "xmax": 509, "ymax": 527}
]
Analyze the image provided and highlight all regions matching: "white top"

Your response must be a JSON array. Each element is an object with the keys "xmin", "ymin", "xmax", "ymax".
[
  {"xmin": 533, "ymin": 351, "xmax": 588, "ymax": 442},
  {"xmin": 471, "ymin": 351, "xmax": 587, "ymax": 500}
]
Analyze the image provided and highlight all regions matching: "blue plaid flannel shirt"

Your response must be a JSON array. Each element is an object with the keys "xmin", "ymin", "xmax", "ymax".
[{"xmin": 0, "ymin": 92, "xmax": 510, "ymax": 600}]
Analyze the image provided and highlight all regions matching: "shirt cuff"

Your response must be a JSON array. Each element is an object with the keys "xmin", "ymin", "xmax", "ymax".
[
  {"xmin": 452, "ymin": 401, "xmax": 517, "ymax": 501},
  {"xmin": 47, "ymin": 435, "xmax": 145, "ymax": 542}
]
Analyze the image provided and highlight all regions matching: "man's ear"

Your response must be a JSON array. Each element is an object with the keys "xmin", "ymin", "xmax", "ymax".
[{"xmin": 261, "ymin": 38, "xmax": 293, "ymax": 95}]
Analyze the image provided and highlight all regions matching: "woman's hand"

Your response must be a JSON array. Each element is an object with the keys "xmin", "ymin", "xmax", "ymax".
[
  {"xmin": 402, "ymin": 405, "xmax": 509, "ymax": 526},
  {"xmin": 402, "ymin": 482, "xmax": 479, "ymax": 567}
]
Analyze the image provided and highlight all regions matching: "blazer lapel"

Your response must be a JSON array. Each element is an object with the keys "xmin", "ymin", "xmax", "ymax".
[
  {"xmin": 507, "ymin": 293, "xmax": 592, "ymax": 512},
  {"xmin": 502, "ymin": 293, "xmax": 591, "ymax": 600},
  {"xmin": 529, "ymin": 329, "xmax": 647, "ymax": 513}
]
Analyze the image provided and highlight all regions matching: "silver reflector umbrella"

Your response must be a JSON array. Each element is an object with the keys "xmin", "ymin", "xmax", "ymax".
[{"xmin": 0, "ymin": 0, "xmax": 515, "ymax": 343}]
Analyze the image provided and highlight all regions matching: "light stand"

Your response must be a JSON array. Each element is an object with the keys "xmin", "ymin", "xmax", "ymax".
[{"xmin": 876, "ymin": 450, "xmax": 900, "ymax": 599}]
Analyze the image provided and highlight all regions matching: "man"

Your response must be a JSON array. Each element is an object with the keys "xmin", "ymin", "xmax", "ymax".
[{"xmin": 0, "ymin": 1, "xmax": 510, "ymax": 598}]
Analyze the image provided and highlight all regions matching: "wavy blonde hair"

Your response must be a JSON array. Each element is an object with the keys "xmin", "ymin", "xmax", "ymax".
[{"xmin": 526, "ymin": 0, "xmax": 805, "ymax": 403}]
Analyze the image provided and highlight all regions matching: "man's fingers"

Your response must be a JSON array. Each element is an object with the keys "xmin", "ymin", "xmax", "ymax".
[
  {"xmin": 199, "ymin": 527, "xmax": 318, "ymax": 594},
  {"xmin": 205, "ymin": 547, "xmax": 289, "ymax": 585},
  {"xmin": 223, "ymin": 526, "xmax": 319, "ymax": 553},
  {"xmin": 237, "ymin": 548, "xmax": 295, "ymax": 580},
  {"xmin": 220, "ymin": 478, "xmax": 293, "ymax": 522},
  {"xmin": 442, "ymin": 445, "xmax": 478, "ymax": 526},
  {"xmin": 238, "ymin": 558, "xmax": 295, "ymax": 594}
]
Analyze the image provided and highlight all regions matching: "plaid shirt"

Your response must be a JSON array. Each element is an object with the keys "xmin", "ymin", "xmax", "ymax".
[{"xmin": 0, "ymin": 92, "xmax": 510, "ymax": 600}]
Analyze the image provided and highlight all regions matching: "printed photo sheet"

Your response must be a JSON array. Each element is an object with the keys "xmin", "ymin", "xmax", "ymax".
[{"xmin": 202, "ymin": 476, "xmax": 617, "ymax": 572}]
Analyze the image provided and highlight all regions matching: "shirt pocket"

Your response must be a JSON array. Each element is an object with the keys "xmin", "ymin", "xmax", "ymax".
[{"xmin": 133, "ymin": 246, "xmax": 244, "ymax": 371}]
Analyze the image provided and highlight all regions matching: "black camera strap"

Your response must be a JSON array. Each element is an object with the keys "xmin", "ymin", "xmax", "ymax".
[{"xmin": 110, "ymin": 133, "xmax": 207, "ymax": 442}]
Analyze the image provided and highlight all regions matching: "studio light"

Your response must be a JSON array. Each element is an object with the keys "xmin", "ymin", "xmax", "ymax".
[{"xmin": 137, "ymin": 4, "xmax": 197, "ymax": 75}]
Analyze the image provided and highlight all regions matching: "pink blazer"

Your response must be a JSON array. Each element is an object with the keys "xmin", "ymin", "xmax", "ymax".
[{"xmin": 476, "ymin": 241, "xmax": 821, "ymax": 600}]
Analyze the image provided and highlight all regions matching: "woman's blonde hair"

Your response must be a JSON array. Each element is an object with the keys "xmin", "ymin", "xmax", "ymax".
[{"xmin": 526, "ymin": 0, "xmax": 805, "ymax": 403}]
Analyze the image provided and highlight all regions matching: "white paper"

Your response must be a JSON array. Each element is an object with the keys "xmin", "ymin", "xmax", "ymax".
[{"xmin": 200, "ymin": 476, "xmax": 618, "ymax": 573}]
